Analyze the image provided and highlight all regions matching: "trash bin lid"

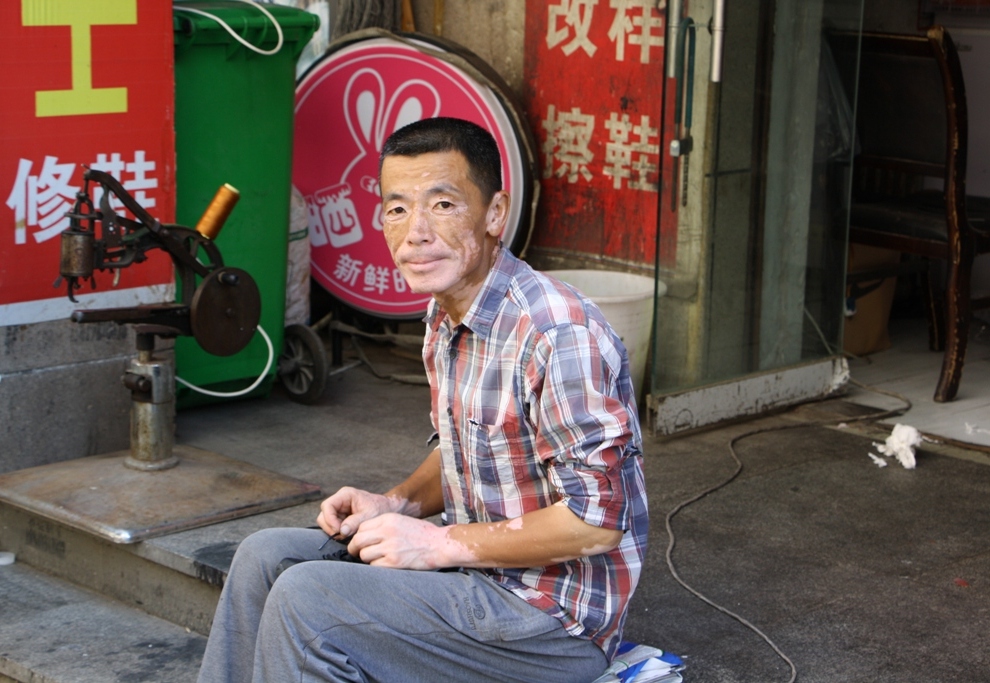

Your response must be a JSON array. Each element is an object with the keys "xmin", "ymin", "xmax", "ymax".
[
  {"xmin": 293, "ymin": 29, "xmax": 538, "ymax": 320},
  {"xmin": 174, "ymin": 0, "xmax": 319, "ymax": 58}
]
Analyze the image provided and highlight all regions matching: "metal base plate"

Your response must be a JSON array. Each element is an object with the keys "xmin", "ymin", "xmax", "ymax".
[{"xmin": 0, "ymin": 445, "xmax": 322, "ymax": 543}]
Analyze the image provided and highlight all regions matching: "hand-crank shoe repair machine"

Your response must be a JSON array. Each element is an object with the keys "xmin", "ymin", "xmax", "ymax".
[
  {"xmin": 0, "ymin": 169, "xmax": 320, "ymax": 543},
  {"xmin": 59, "ymin": 169, "xmax": 259, "ymax": 472}
]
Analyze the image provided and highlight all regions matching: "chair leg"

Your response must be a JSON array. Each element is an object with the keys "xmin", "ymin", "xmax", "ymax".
[
  {"xmin": 934, "ymin": 243, "xmax": 973, "ymax": 402},
  {"xmin": 923, "ymin": 260, "xmax": 945, "ymax": 352}
]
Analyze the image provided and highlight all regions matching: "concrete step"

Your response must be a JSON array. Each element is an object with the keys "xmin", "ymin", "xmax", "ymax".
[
  {"xmin": 0, "ymin": 360, "xmax": 431, "ymax": 682},
  {"xmin": 0, "ymin": 559, "xmax": 206, "ymax": 683},
  {"xmin": 0, "ymin": 499, "xmax": 324, "ymax": 682},
  {"xmin": 0, "ymin": 499, "xmax": 321, "ymax": 636}
]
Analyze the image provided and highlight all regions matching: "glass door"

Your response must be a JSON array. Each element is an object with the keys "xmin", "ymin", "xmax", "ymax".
[{"xmin": 649, "ymin": 0, "xmax": 864, "ymax": 433}]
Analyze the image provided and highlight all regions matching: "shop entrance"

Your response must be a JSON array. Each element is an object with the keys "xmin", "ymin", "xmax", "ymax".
[{"xmin": 649, "ymin": 0, "xmax": 864, "ymax": 433}]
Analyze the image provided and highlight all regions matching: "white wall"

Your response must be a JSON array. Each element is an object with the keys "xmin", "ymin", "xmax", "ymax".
[{"xmin": 940, "ymin": 16, "xmax": 990, "ymax": 297}]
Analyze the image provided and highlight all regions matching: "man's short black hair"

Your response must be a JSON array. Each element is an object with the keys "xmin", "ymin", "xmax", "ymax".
[{"xmin": 380, "ymin": 117, "xmax": 502, "ymax": 201}]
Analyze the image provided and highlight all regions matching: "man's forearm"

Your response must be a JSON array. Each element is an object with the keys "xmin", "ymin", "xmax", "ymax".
[
  {"xmin": 350, "ymin": 453, "xmax": 622, "ymax": 571},
  {"xmin": 384, "ymin": 447, "xmax": 445, "ymax": 519},
  {"xmin": 439, "ymin": 502, "xmax": 623, "ymax": 569},
  {"xmin": 344, "ymin": 488, "xmax": 623, "ymax": 570}
]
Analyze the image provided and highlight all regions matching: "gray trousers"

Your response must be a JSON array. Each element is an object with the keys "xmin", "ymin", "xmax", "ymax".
[{"xmin": 197, "ymin": 527, "xmax": 607, "ymax": 683}]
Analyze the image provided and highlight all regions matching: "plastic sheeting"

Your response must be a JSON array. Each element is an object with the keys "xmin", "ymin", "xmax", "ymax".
[{"xmin": 285, "ymin": 186, "xmax": 311, "ymax": 326}]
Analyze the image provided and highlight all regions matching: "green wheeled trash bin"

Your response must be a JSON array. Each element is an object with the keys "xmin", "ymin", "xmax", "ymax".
[{"xmin": 172, "ymin": 1, "xmax": 319, "ymax": 408}]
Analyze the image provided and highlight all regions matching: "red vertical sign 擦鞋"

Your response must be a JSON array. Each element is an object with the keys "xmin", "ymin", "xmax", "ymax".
[{"xmin": 524, "ymin": 0, "xmax": 678, "ymax": 268}]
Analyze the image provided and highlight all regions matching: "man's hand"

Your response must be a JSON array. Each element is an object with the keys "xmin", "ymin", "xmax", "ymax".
[
  {"xmin": 333, "ymin": 500, "xmax": 623, "ymax": 572},
  {"xmin": 316, "ymin": 455, "xmax": 623, "ymax": 572},
  {"xmin": 316, "ymin": 450, "xmax": 446, "ymax": 566},
  {"xmin": 348, "ymin": 513, "xmax": 457, "ymax": 569},
  {"xmin": 317, "ymin": 486, "xmax": 401, "ymax": 539}
]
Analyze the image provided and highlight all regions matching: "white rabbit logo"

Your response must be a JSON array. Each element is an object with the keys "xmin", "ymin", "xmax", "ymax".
[{"xmin": 341, "ymin": 68, "xmax": 442, "ymax": 182}]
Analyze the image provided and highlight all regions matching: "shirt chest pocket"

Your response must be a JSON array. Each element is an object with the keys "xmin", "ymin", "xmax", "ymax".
[{"xmin": 465, "ymin": 415, "xmax": 542, "ymax": 488}]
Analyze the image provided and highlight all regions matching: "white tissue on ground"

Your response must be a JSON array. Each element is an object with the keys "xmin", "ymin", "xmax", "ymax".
[
  {"xmin": 868, "ymin": 453, "xmax": 888, "ymax": 468},
  {"xmin": 965, "ymin": 422, "xmax": 990, "ymax": 437},
  {"xmin": 872, "ymin": 423, "xmax": 923, "ymax": 469}
]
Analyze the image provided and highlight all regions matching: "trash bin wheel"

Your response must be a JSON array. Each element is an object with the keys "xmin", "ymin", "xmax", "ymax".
[{"xmin": 278, "ymin": 323, "xmax": 328, "ymax": 404}]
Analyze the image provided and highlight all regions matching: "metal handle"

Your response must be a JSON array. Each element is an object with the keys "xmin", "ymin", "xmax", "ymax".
[
  {"xmin": 711, "ymin": 0, "xmax": 726, "ymax": 82},
  {"xmin": 666, "ymin": 0, "xmax": 683, "ymax": 78}
]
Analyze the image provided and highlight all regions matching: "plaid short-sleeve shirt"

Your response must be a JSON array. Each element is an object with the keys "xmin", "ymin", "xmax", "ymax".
[{"xmin": 424, "ymin": 247, "xmax": 649, "ymax": 659}]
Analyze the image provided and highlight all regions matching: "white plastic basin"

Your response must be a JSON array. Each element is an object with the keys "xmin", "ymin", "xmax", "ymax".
[{"xmin": 544, "ymin": 270, "xmax": 666, "ymax": 401}]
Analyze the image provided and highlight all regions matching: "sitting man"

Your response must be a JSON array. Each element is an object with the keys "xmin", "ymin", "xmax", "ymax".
[{"xmin": 197, "ymin": 117, "xmax": 648, "ymax": 683}]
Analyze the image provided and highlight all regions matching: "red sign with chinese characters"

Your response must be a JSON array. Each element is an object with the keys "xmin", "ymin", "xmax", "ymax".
[
  {"xmin": 0, "ymin": 0, "xmax": 175, "ymax": 325},
  {"xmin": 524, "ymin": 0, "xmax": 677, "ymax": 268}
]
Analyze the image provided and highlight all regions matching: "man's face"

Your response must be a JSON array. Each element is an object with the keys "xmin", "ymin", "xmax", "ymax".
[{"xmin": 380, "ymin": 150, "xmax": 507, "ymax": 317}]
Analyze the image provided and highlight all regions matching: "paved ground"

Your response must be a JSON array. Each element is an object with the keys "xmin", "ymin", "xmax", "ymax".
[{"xmin": 167, "ymin": 337, "xmax": 990, "ymax": 683}]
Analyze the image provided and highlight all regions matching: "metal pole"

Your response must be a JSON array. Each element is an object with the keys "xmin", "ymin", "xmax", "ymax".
[
  {"xmin": 667, "ymin": 0, "xmax": 682, "ymax": 78},
  {"xmin": 711, "ymin": 0, "xmax": 726, "ymax": 82}
]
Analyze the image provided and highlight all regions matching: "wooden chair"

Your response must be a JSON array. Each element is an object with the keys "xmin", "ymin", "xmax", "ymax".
[{"xmin": 828, "ymin": 26, "xmax": 990, "ymax": 402}]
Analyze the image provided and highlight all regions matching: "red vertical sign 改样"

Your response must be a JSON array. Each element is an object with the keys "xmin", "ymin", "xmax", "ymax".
[
  {"xmin": 0, "ymin": 0, "xmax": 175, "ymax": 325},
  {"xmin": 524, "ymin": 0, "xmax": 677, "ymax": 268}
]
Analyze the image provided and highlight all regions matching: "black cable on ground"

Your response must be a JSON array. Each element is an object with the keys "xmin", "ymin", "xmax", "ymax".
[
  {"xmin": 663, "ymin": 380, "xmax": 913, "ymax": 683},
  {"xmin": 347, "ymin": 334, "xmax": 429, "ymax": 386}
]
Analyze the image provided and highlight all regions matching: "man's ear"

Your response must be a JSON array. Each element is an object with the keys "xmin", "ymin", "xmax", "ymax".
[{"xmin": 486, "ymin": 190, "xmax": 510, "ymax": 238}]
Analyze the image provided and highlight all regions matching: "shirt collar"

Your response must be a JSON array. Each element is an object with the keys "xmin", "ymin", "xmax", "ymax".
[{"xmin": 423, "ymin": 244, "xmax": 515, "ymax": 339}]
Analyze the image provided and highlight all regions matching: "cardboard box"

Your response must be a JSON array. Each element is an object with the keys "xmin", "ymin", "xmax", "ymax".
[{"xmin": 843, "ymin": 244, "xmax": 901, "ymax": 357}]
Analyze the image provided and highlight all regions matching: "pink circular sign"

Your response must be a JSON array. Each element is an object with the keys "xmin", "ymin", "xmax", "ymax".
[{"xmin": 294, "ymin": 35, "xmax": 533, "ymax": 319}]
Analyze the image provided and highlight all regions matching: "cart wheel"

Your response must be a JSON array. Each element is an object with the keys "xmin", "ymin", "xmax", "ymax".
[{"xmin": 278, "ymin": 323, "xmax": 328, "ymax": 404}]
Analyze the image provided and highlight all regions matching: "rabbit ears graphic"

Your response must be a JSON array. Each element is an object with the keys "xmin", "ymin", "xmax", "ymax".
[{"xmin": 341, "ymin": 68, "xmax": 442, "ymax": 182}]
